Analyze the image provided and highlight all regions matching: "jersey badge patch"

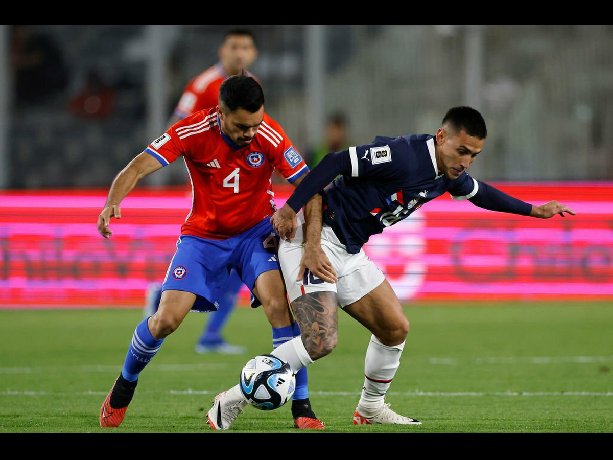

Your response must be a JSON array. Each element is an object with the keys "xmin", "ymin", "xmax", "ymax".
[
  {"xmin": 370, "ymin": 145, "xmax": 391, "ymax": 165},
  {"xmin": 173, "ymin": 266, "xmax": 187, "ymax": 279},
  {"xmin": 246, "ymin": 151, "xmax": 265, "ymax": 168},
  {"xmin": 284, "ymin": 146, "xmax": 303, "ymax": 168},
  {"xmin": 152, "ymin": 133, "xmax": 171, "ymax": 149}
]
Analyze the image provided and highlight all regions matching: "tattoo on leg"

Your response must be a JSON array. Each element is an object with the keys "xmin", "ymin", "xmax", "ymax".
[{"xmin": 290, "ymin": 292, "xmax": 338, "ymax": 360}]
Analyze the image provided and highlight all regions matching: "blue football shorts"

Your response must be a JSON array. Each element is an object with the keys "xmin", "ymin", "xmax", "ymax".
[{"xmin": 161, "ymin": 218, "xmax": 279, "ymax": 312}]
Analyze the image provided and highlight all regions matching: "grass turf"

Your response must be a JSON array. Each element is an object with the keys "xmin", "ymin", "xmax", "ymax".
[{"xmin": 0, "ymin": 303, "xmax": 612, "ymax": 433}]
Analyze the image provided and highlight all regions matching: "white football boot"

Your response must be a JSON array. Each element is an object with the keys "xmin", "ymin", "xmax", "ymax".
[
  {"xmin": 353, "ymin": 403, "xmax": 421, "ymax": 425},
  {"xmin": 207, "ymin": 385, "xmax": 248, "ymax": 430}
]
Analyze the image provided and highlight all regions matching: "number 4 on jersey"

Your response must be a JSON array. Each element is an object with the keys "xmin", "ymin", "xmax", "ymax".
[{"xmin": 223, "ymin": 168, "xmax": 240, "ymax": 193}]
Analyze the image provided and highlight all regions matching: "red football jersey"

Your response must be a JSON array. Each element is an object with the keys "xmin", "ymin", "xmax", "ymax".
[
  {"xmin": 174, "ymin": 63, "xmax": 256, "ymax": 119},
  {"xmin": 145, "ymin": 108, "xmax": 309, "ymax": 240}
]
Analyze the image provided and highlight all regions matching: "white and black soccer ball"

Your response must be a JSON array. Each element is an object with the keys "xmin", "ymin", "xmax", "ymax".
[{"xmin": 239, "ymin": 354, "xmax": 296, "ymax": 410}]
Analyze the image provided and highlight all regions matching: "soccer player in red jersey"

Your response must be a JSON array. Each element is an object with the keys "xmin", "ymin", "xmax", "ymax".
[
  {"xmin": 146, "ymin": 29, "xmax": 259, "ymax": 356},
  {"xmin": 98, "ymin": 75, "xmax": 324, "ymax": 430}
]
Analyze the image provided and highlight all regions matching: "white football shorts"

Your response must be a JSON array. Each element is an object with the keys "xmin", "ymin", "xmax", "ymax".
[{"xmin": 278, "ymin": 219, "xmax": 385, "ymax": 308}]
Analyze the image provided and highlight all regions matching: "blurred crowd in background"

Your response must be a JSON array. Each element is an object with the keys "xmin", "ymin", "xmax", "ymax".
[{"xmin": 4, "ymin": 25, "xmax": 613, "ymax": 189}]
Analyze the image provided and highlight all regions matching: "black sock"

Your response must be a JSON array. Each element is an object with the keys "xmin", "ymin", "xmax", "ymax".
[
  {"xmin": 109, "ymin": 374, "xmax": 138, "ymax": 408},
  {"xmin": 291, "ymin": 398, "xmax": 317, "ymax": 419}
]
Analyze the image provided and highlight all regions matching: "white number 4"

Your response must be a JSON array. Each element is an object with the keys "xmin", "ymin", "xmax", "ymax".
[{"xmin": 223, "ymin": 168, "xmax": 240, "ymax": 193}]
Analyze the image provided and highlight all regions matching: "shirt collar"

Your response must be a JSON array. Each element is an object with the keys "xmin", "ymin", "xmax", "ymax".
[
  {"xmin": 427, "ymin": 137, "xmax": 444, "ymax": 179},
  {"xmin": 217, "ymin": 113, "xmax": 242, "ymax": 150}
]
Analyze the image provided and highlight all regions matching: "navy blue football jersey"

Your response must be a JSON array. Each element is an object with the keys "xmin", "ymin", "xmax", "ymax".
[
  {"xmin": 321, "ymin": 134, "xmax": 478, "ymax": 253},
  {"xmin": 287, "ymin": 133, "xmax": 532, "ymax": 254}
]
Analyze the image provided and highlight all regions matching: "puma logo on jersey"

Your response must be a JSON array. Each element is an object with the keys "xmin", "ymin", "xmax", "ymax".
[{"xmin": 206, "ymin": 159, "xmax": 221, "ymax": 168}]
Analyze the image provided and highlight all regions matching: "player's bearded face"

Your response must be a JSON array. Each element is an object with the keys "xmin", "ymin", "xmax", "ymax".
[
  {"xmin": 220, "ymin": 107, "xmax": 264, "ymax": 147},
  {"xmin": 435, "ymin": 128, "xmax": 484, "ymax": 179},
  {"xmin": 221, "ymin": 36, "xmax": 258, "ymax": 74}
]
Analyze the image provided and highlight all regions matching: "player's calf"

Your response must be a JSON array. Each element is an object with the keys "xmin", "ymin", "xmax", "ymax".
[{"xmin": 290, "ymin": 291, "xmax": 338, "ymax": 361}]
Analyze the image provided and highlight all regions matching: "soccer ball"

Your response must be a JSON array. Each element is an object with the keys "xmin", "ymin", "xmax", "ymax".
[{"xmin": 239, "ymin": 354, "xmax": 296, "ymax": 410}]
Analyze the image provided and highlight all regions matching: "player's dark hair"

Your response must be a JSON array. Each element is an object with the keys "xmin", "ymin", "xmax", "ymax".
[
  {"xmin": 223, "ymin": 28, "xmax": 256, "ymax": 47},
  {"xmin": 442, "ymin": 106, "xmax": 487, "ymax": 139},
  {"xmin": 219, "ymin": 75, "xmax": 265, "ymax": 113}
]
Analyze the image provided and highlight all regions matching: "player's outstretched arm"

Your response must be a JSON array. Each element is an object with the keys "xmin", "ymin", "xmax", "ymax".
[
  {"xmin": 97, "ymin": 152, "xmax": 163, "ymax": 238},
  {"xmin": 530, "ymin": 200, "xmax": 576, "ymax": 218},
  {"xmin": 466, "ymin": 180, "xmax": 576, "ymax": 219}
]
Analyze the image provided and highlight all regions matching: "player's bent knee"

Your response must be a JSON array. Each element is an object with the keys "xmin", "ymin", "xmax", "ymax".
[
  {"xmin": 304, "ymin": 330, "xmax": 338, "ymax": 361},
  {"xmin": 262, "ymin": 298, "xmax": 291, "ymax": 328},
  {"xmin": 379, "ymin": 317, "xmax": 409, "ymax": 346},
  {"xmin": 149, "ymin": 312, "xmax": 182, "ymax": 338}
]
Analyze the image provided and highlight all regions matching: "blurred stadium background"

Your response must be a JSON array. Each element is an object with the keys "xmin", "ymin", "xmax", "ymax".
[{"xmin": 0, "ymin": 25, "xmax": 611, "ymax": 433}]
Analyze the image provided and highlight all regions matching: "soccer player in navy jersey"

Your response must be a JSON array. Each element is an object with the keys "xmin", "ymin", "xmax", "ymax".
[{"xmin": 210, "ymin": 106, "xmax": 575, "ymax": 427}]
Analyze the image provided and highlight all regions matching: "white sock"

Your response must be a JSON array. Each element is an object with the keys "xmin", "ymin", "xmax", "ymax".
[
  {"xmin": 358, "ymin": 334, "xmax": 405, "ymax": 416},
  {"xmin": 271, "ymin": 336, "xmax": 313, "ymax": 373},
  {"xmin": 227, "ymin": 383, "xmax": 248, "ymax": 403}
]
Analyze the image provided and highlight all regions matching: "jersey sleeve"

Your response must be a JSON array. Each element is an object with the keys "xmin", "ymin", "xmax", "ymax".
[
  {"xmin": 448, "ymin": 174, "xmax": 532, "ymax": 215},
  {"xmin": 284, "ymin": 138, "xmax": 407, "ymax": 213},
  {"xmin": 263, "ymin": 116, "xmax": 309, "ymax": 184},
  {"xmin": 143, "ymin": 118, "xmax": 192, "ymax": 166},
  {"xmin": 174, "ymin": 78, "xmax": 221, "ymax": 119},
  {"xmin": 447, "ymin": 172, "xmax": 480, "ymax": 199},
  {"xmin": 174, "ymin": 79, "xmax": 199, "ymax": 119},
  {"xmin": 346, "ymin": 138, "xmax": 410, "ymax": 181}
]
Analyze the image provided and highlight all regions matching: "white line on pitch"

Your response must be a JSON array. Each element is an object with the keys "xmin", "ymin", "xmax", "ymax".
[
  {"xmin": 169, "ymin": 390, "xmax": 613, "ymax": 397},
  {"xmin": 0, "ymin": 363, "xmax": 230, "ymax": 374},
  {"xmin": 1, "ymin": 355, "xmax": 611, "ymax": 375},
  {"xmin": 2, "ymin": 389, "xmax": 612, "ymax": 397},
  {"xmin": 429, "ymin": 356, "xmax": 613, "ymax": 365}
]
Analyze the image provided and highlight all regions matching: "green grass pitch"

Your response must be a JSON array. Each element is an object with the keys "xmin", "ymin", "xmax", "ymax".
[{"xmin": 0, "ymin": 303, "xmax": 612, "ymax": 433}]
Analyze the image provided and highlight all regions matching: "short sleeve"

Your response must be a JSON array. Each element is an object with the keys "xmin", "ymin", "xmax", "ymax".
[
  {"xmin": 262, "ymin": 116, "xmax": 309, "ymax": 184},
  {"xmin": 174, "ymin": 78, "xmax": 221, "ymax": 119},
  {"xmin": 174, "ymin": 80, "xmax": 198, "ymax": 119},
  {"xmin": 143, "ymin": 115, "xmax": 201, "ymax": 166},
  {"xmin": 346, "ymin": 137, "xmax": 408, "ymax": 181}
]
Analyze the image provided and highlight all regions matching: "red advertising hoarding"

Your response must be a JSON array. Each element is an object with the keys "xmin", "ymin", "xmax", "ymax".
[{"xmin": 1, "ymin": 183, "xmax": 611, "ymax": 308}]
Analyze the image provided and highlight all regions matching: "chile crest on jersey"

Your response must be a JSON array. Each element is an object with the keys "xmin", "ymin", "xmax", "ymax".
[{"xmin": 246, "ymin": 151, "xmax": 265, "ymax": 168}]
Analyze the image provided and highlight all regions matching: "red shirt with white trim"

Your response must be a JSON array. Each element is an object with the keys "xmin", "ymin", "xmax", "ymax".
[
  {"xmin": 145, "ymin": 107, "xmax": 309, "ymax": 240},
  {"xmin": 174, "ymin": 63, "xmax": 255, "ymax": 119}
]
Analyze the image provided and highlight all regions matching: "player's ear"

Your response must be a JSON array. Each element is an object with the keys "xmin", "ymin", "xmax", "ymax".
[{"xmin": 436, "ymin": 127, "xmax": 446, "ymax": 144}]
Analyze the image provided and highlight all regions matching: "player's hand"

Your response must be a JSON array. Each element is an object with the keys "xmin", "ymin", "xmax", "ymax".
[
  {"xmin": 297, "ymin": 242, "xmax": 337, "ymax": 283},
  {"xmin": 530, "ymin": 201, "xmax": 576, "ymax": 219},
  {"xmin": 97, "ymin": 204, "xmax": 121, "ymax": 238},
  {"xmin": 271, "ymin": 204, "xmax": 297, "ymax": 241}
]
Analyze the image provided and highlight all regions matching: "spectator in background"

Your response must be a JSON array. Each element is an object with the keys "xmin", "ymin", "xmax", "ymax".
[
  {"xmin": 69, "ymin": 70, "xmax": 116, "ymax": 120},
  {"xmin": 307, "ymin": 111, "xmax": 349, "ymax": 168},
  {"xmin": 11, "ymin": 25, "xmax": 68, "ymax": 107}
]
